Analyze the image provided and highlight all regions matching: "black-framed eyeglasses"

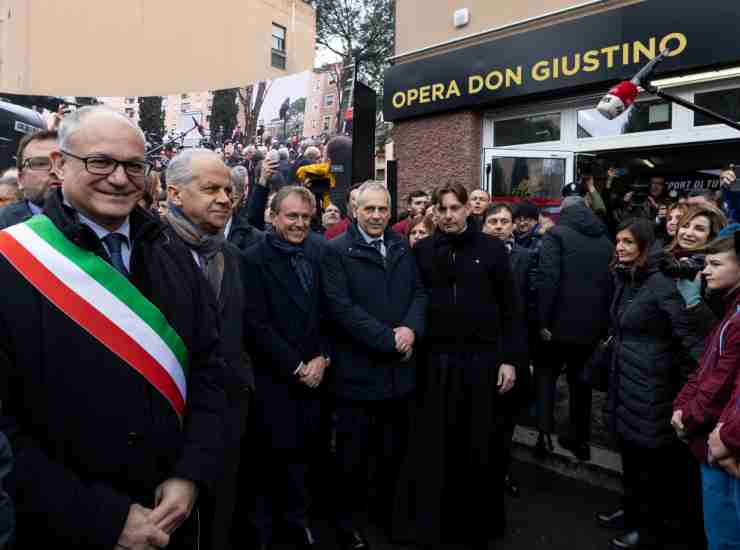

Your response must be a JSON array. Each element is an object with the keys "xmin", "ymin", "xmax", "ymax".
[
  {"xmin": 21, "ymin": 156, "xmax": 53, "ymax": 171},
  {"xmin": 60, "ymin": 150, "xmax": 151, "ymax": 179}
]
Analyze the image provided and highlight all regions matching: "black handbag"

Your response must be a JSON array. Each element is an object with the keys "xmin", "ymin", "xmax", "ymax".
[{"xmin": 579, "ymin": 335, "xmax": 614, "ymax": 392}]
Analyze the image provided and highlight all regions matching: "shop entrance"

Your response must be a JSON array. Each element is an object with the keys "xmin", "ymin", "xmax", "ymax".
[
  {"xmin": 482, "ymin": 148, "xmax": 573, "ymax": 215},
  {"xmin": 484, "ymin": 140, "xmax": 740, "ymax": 211}
]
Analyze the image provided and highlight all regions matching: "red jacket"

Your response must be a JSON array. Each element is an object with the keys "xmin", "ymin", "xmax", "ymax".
[
  {"xmin": 392, "ymin": 218, "xmax": 410, "ymax": 236},
  {"xmin": 324, "ymin": 217, "xmax": 350, "ymax": 240},
  {"xmin": 675, "ymin": 288, "xmax": 740, "ymax": 461},
  {"xmin": 715, "ymin": 288, "xmax": 740, "ymax": 454}
]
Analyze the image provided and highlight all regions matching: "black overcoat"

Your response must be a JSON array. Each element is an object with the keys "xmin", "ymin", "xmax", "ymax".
[
  {"xmin": 0, "ymin": 190, "xmax": 226, "ymax": 549},
  {"xmin": 242, "ymin": 233, "xmax": 328, "ymax": 451}
]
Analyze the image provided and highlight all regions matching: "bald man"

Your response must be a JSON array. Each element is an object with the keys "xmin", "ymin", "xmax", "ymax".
[{"xmin": 0, "ymin": 107, "xmax": 226, "ymax": 549}]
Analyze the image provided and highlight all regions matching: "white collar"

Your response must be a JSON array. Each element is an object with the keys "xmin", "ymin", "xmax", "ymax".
[
  {"xmin": 77, "ymin": 212, "xmax": 131, "ymax": 242},
  {"xmin": 357, "ymin": 224, "xmax": 383, "ymax": 244}
]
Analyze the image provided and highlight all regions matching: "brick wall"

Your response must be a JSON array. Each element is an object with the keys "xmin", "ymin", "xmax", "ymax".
[{"xmin": 392, "ymin": 109, "xmax": 482, "ymax": 202}]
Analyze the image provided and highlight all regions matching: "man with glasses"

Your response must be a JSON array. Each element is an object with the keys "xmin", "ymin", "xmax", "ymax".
[
  {"xmin": 0, "ymin": 130, "xmax": 60, "ymax": 229},
  {"xmin": 0, "ymin": 106, "xmax": 226, "ymax": 549}
]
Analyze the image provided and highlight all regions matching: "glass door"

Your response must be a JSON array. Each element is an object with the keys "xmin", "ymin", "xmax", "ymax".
[{"xmin": 482, "ymin": 148, "xmax": 574, "ymax": 214}]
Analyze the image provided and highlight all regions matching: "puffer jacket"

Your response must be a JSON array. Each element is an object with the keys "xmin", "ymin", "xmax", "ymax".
[
  {"xmin": 608, "ymin": 252, "xmax": 707, "ymax": 448},
  {"xmin": 537, "ymin": 204, "xmax": 614, "ymax": 345}
]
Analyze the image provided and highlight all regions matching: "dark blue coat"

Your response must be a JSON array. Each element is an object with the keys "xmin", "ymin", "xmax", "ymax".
[
  {"xmin": 0, "ymin": 201, "xmax": 32, "ymax": 230},
  {"xmin": 242, "ymin": 233, "xmax": 329, "ymax": 451},
  {"xmin": 321, "ymin": 223, "xmax": 427, "ymax": 401}
]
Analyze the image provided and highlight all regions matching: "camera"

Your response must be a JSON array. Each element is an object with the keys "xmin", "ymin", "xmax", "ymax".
[{"xmin": 659, "ymin": 254, "xmax": 706, "ymax": 280}]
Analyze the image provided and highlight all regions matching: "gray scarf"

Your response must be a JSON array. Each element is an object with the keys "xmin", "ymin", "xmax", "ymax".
[{"xmin": 165, "ymin": 203, "xmax": 226, "ymax": 298}]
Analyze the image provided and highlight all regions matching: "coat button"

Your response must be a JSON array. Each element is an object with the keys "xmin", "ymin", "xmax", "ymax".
[{"xmin": 127, "ymin": 432, "xmax": 139, "ymax": 446}]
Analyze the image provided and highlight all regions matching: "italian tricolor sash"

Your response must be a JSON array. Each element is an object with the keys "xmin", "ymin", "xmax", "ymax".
[{"xmin": 0, "ymin": 215, "xmax": 188, "ymax": 422}]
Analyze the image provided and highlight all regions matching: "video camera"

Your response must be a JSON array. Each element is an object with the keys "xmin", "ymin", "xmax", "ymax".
[{"xmin": 659, "ymin": 254, "xmax": 706, "ymax": 280}]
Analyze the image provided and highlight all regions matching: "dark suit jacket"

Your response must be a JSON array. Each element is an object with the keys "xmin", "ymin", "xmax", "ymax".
[
  {"xmin": 0, "ymin": 201, "xmax": 32, "ymax": 230},
  {"xmin": 243, "ymin": 233, "xmax": 328, "ymax": 451}
]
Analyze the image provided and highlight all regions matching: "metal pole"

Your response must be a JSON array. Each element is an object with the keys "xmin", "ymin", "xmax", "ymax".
[{"xmin": 644, "ymin": 84, "xmax": 740, "ymax": 133}]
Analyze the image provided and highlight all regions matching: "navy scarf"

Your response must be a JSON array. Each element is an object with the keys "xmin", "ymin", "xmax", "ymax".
[{"xmin": 266, "ymin": 232, "xmax": 313, "ymax": 293}]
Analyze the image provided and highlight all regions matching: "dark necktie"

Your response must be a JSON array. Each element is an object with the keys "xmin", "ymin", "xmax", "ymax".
[
  {"xmin": 370, "ymin": 239, "xmax": 384, "ymax": 256},
  {"xmin": 102, "ymin": 233, "xmax": 129, "ymax": 277}
]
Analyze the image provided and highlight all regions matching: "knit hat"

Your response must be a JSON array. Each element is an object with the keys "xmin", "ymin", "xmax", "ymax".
[{"xmin": 514, "ymin": 201, "xmax": 540, "ymax": 221}]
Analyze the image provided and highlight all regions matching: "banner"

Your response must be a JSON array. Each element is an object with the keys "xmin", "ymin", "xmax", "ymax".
[{"xmin": 384, "ymin": 0, "xmax": 740, "ymax": 121}]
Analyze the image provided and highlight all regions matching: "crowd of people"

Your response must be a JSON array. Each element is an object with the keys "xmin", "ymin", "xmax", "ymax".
[{"xmin": 0, "ymin": 105, "xmax": 739, "ymax": 550}]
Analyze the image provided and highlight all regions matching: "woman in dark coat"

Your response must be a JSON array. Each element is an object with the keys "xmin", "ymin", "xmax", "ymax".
[{"xmin": 600, "ymin": 218, "xmax": 707, "ymax": 550}]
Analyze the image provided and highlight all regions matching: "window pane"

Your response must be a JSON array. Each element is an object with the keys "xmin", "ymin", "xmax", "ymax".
[
  {"xmin": 578, "ymin": 99, "xmax": 671, "ymax": 138},
  {"xmin": 694, "ymin": 88, "xmax": 740, "ymax": 126},
  {"xmin": 485, "ymin": 156, "xmax": 565, "ymax": 202},
  {"xmin": 271, "ymin": 51, "xmax": 286, "ymax": 70},
  {"xmin": 494, "ymin": 113, "xmax": 560, "ymax": 147}
]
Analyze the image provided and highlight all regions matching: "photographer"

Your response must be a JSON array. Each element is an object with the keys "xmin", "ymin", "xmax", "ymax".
[{"xmin": 672, "ymin": 231, "xmax": 740, "ymax": 550}]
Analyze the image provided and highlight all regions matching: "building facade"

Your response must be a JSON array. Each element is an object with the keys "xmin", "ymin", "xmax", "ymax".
[
  {"xmin": 303, "ymin": 64, "xmax": 342, "ymax": 139},
  {"xmin": 0, "ymin": 0, "xmax": 316, "ymax": 97},
  {"xmin": 387, "ymin": 0, "xmax": 740, "ymax": 210}
]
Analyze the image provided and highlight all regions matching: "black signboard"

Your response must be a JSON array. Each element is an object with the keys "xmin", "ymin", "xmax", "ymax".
[{"xmin": 384, "ymin": 0, "xmax": 740, "ymax": 121}]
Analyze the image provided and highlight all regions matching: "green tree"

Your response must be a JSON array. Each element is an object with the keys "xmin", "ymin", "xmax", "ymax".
[
  {"xmin": 311, "ymin": 0, "xmax": 394, "ymax": 141},
  {"xmin": 210, "ymin": 88, "xmax": 239, "ymax": 146},
  {"xmin": 137, "ymin": 96, "xmax": 164, "ymax": 145}
]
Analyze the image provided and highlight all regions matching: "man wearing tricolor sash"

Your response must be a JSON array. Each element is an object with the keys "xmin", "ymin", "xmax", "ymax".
[{"xmin": 0, "ymin": 107, "xmax": 226, "ymax": 549}]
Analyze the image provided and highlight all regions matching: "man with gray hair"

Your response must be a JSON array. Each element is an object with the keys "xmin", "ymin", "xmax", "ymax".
[
  {"xmin": 322, "ymin": 180, "xmax": 427, "ymax": 550},
  {"xmin": 242, "ymin": 185, "xmax": 329, "ymax": 550},
  {"xmin": 0, "ymin": 106, "xmax": 227, "ymax": 549},
  {"xmin": 164, "ymin": 148, "xmax": 254, "ymax": 550}
]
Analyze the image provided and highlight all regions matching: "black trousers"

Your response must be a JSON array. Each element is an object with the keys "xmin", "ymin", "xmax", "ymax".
[
  {"xmin": 534, "ymin": 341, "xmax": 594, "ymax": 443},
  {"xmin": 334, "ymin": 396, "xmax": 413, "ymax": 533},
  {"xmin": 247, "ymin": 451, "xmax": 311, "ymax": 544},
  {"xmin": 620, "ymin": 438, "xmax": 705, "ymax": 547},
  {"xmin": 200, "ymin": 390, "xmax": 250, "ymax": 550}
]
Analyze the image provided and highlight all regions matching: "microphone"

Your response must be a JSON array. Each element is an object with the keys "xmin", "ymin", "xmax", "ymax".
[
  {"xmin": 597, "ymin": 49, "xmax": 669, "ymax": 120},
  {"xmin": 191, "ymin": 116, "xmax": 206, "ymax": 135}
]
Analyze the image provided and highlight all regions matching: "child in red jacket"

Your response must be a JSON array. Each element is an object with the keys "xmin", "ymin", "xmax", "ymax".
[{"xmin": 673, "ymin": 232, "xmax": 740, "ymax": 549}]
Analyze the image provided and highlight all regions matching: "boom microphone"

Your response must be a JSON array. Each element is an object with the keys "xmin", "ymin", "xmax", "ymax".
[
  {"xmin": 597, "ymin": 49, "xmax": 669, "ymax": 120},
  {"xmin": 191, "ymin": 116, "xmax": 206, "ymax": 136}
]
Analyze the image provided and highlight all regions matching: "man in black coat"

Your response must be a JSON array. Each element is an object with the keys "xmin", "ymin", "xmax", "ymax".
[
  {"xmin": 0, "ymin": 108, "xmax": 226, "ymax": 549},
  {"xmin": 397, "ymin": 184, "xmax": 523, "ymax": 548},
  {"xmin": 0, "ymin": 129, "xmax": 60, "ymax": 230},
  {"xmin": 536, "ymin": 195, "xmax": 614, "ymax": 460},
  {"xmin": 162, "ymin": 148, "xmax": 255, "ymax": 550},
  {"xmin": 243, "ymin": 186, "xmax": 330, "ymax": 550},
  {"xmin": 481, "ymin": 202, "xmax": 535, "ymax": 496},
  {"xmin": 322, "ymin": 181, "xmax": 427, "ymax": 550}
]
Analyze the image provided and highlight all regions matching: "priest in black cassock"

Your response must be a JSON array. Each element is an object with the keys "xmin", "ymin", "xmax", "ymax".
[{"xmin": 394, "ymin": 182, "xmax": 526, "ymax": 550}]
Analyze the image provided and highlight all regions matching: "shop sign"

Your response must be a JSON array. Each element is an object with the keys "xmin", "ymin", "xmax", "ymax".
[{"xmin": 384, "ymin": 0, "xmax": 740, "ymax": 121}]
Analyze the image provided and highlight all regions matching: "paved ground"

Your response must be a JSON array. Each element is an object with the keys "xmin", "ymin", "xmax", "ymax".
[{"xmin": 270, "ymin": 460, "xmax": 696, "ymax": 550}]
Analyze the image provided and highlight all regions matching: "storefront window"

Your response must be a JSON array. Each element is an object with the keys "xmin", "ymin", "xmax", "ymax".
[
  {"xmin": 494, "ymin": 113, "xmax": 561, "ymax": 147},
  {"xmin": 485, "ymin": 156, "xmax": 566, "ymax": 201},
  {"xmin": 577, "ymin": 99, "xmax": 672, "ymax": 138},
  {"xmin": 694, "ymin": 88, "xmax": 740, "ymax": 126}
]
